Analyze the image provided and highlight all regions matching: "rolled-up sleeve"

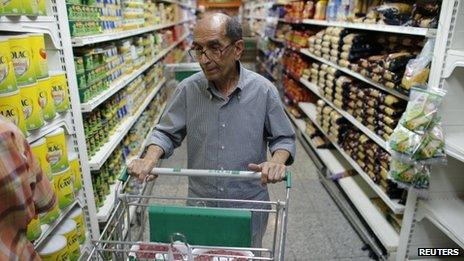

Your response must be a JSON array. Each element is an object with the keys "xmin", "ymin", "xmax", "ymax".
[
  {"xmin": 265, "ymin": 86, "xmax": 296, "ymax": 165},
  {"xmin": 147, "ymin": 82, "xmax": 187, "ymax": 158}
]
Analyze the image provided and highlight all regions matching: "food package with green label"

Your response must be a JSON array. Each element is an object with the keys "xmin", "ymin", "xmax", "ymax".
[
  {"xmin": 399, "ymin": 86, "xmax": 445, "ymax": 134},
  {"xmin": 389, "ymin": 158, "xmax": 430, "ymax": 190}
]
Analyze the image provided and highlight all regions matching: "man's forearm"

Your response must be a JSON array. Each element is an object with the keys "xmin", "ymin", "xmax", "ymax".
[
  {"xmin": 145, "ymin": 144, "xmax": 165, "ymax": 160},
  {"xmin": 270, "ymin": 149, "xmax": 290, "ymax": 165}
]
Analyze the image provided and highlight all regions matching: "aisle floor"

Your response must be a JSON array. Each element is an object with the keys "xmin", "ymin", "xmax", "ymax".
[{"xmin": 147, "ymin": 138, "xmax": 372, "ymax": 260}]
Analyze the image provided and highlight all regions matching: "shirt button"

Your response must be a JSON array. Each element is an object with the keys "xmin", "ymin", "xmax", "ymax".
[
  {"xmin": 221, "ymin": 145, "xmax": 225, "ymax": 150},
  {"xmin": 220, "ymin": 167, "xmax": 224, "ymax": 170},
  {"xmin": 219, "ymin": 187, "xmax": 224, "ymax": 192},
  {"xmin": 221, "ymin": 123, "xmax": 226, "ymax": 128}
]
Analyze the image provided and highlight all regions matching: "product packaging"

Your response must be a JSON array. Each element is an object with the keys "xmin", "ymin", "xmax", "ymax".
[
  {"xmin": 56, "ymin": 219, "xmax": 80, "ymax": 261},
  {"xmin": 401, "ymin": 38, "xmax": 435, "ymax": 92},
  {"xmin": 38, "ymin": 235, "xmax": 69, "ymax": 261},
  {"xmin": 0, "ymin": 37, "xmax": 19, "ymax": 94},
  {"xmin": 19, "ymin": 82, "xmax": 45, "ymax": 131}
]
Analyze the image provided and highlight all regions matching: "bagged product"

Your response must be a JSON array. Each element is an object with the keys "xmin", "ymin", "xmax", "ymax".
[
  {"xmin": 399, "ymin": 87, "xmax": 445, "ymax": 133},
  {"xmin": 401, "ymin": 38, "xmax": 434, "ymax": 92},
  {"xmin": 389, "ymin": 158, "xmax": 430, "ymax": 189},
  {"xmin": 389, "ymin": 124, "xmax": 422, "ymax": 155},
  {"xmin": 414, "ymin": 122, "xmax": 446, "ymax": 162}
]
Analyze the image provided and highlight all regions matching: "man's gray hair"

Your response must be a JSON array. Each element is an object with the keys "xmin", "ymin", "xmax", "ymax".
[{"xmin": 225, "ymin": 16, "xmax": 242, "ymax": 42}]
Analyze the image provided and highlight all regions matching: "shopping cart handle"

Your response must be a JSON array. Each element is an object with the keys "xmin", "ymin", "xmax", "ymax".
[{"xmin": 151, "ymin": 168, "xmax": 292, "ymax": 188}]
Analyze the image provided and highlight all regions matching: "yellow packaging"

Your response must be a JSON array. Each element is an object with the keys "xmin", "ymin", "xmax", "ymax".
[
  {"xmin": 9, "ymin": 35, "xmax": 37, "ymax": 86},
  {"xmin": 0, "ymin": 37, "xmax": 18, "ymax": 94},
  {"xmin": 46, "ymin": 127, "xmax": 69, "ymax": 173},
  {"xmin": 29, "ymin": 34, "xmax": 48, "ymax": 79},
  {"xmin": 0, "ymin": 90, "xmax": 27, "ymax": 135},
  {"xmin": 31, "ymin": 138, "xmax": 52, "ymax": 180},
  {"xmin": 19, "ymin": 83, "xmax": 45, "ymax": 131},
  {"xmin": 53, "ymin": 167, "xmax": 74, "ymax": 209},
  {"xmin": 37, "ymin": 0, "xmax": 46, "ymax": 15},
  {"xmin": 39, "ymin": 235, "xmax": 69, "ymax": 261},
  {"xmin": 49, "ymin": 72, "xmax": 69, "ymax": 113},
  {"xmin": 68, "ymin": 152, "xmax": 82, "ymax": 191},
  {"xmin": 40, "ymin": 179, "xmax": 61, "ymax": 224},
  {"xmin": 22, "ymin": 0, "xmax": 38, "ymax": 15},
  {"xmin": 69, "ymin": 207, "xmax": 86, "ymax": 244},
  {"xmin": 3, "ymin": 0, "xmax": 22, "ymax": 15},
  {"xmin": 56, "ymin": 219, "xmax": 80, "ymax": 261},
  {"xmin": 26, "ymin": 216, "xmax": 41, "ymax": 242},
  {"xmin": 38, "ymin": 77, "xmax": 56, "ymax": 121}
]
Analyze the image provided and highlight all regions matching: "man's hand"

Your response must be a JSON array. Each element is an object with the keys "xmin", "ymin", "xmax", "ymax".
[
  {"xmin": 248, "ymin": 162, "xmax": 286, "ymax": 184},
  {"xmin": 128, "ymin": 145, "xmax": 164, "ymax": 181},
  {"xmin": 128, "ymin": 157, "xmax": 158, "ymax": 181}
]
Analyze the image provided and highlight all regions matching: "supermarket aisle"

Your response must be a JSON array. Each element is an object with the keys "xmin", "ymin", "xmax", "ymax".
[{"xmin": 149, "ymin": 138, "xmax": 372, "ymax": 260}]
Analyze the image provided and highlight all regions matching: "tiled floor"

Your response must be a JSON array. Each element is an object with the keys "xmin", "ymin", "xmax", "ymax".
[{"xmin": 144, "ymin": 138, "xmax": 372, "ymax": 260}]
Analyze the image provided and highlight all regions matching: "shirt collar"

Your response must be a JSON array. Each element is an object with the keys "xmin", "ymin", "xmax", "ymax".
[{"xmin": 207, "ymin": 62, "xmax": 245, "ymax": 100}]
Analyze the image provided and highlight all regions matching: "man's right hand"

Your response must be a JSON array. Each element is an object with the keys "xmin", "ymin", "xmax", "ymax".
[{"xmin": 128, "ymin": 157, "xmax": 158, "ymax": 181}]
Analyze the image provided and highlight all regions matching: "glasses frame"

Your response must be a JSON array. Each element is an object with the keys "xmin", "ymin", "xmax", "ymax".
[{"xmin": 188, "ymin": 42, "xmax": 235, "ymax": 62}]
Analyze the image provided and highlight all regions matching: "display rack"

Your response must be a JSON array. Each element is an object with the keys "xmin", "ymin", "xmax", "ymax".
[
  {"xmin": 243, "ymin": 0, "xmax": 456, "ymax": 259},
  {"xmin": 396, "ymin": 0, "xmax": 464, "ymax": 259}
]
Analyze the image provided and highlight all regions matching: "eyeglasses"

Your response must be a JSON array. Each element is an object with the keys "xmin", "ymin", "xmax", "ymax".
[{"xmin": 188, "ymin": 42, "xmax": 235, "ymax": 62}]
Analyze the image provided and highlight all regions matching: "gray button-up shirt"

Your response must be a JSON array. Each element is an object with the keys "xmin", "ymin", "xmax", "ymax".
[{"xmin": 148, "ymin": 63, "xmax": 296, "ymax": 203}]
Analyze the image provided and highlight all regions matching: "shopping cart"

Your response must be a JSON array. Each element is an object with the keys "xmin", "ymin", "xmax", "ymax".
[{"xmin": 87, "ymin": 167, "xmax": 292, "ymax": 261}]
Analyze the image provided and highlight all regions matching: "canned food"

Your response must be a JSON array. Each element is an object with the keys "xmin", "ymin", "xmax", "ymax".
[
  {"xmin": 26, "ymin": 216, "xmax": 41, "ymax": 242},
  {"xmin": 68, "ymin": 152, "xmax": 82, "ymax": 191},
  {"xmin": 53, "ymin": 167, "xmax": 74, "ymax": 209},
  {"xmin": 2, "ymin": 0, "xmax": 23, "ymax": 15},
  {"xmin": 56, "ymin": 219, "xmax": 80, "ymax": 261},
  {"xmin": 38, "ymin": 235, "xmax": 69, "ymax": 261},
  {"xmin": 0, "ymin": 37, "xmax": 18, "ymax": 94},
  {"xmin": 19, "ymin": 82, "xmax": 45, "ymax": 131},
  {"xmin": 31, "ymin": 138, "xmax": 53, "ymax": 180},
  {"xmin": 0, "ymin": 90, "xmax": 27, "ymax": 135},
  {"xmin": 69, "ymin": 208, "xmax": 86, "ymax": 244},
  {"xmin": 40, "ymin": 179, "xmax": 61, "ymax": 224},
  {"xmin": 29, "ymin": 34, "xmax": 49, "ymax": 79},
  {"xmin": 46, "ymin": 127, "xmax": 69, "ymax": 173},
  {"xmin": 38, "ymin": 77, "xmax": 56, "ymax": 121},
  {"xmin": 49, "ymin": 71, "xmax": 70, "ymax": 113},
  {"xmin": 9, "ymin": 35, "xmax": 36, "ymax": 85}
]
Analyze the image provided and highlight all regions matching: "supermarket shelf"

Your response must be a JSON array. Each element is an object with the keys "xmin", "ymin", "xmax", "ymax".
[
  {"xmin": 26, "ymin": 112, "xmax": 73, "ymax": 144},
  {"xmin": 298, "ymin": 48, "xmax": 409, "ymax": 100},
  {"xmin": 299, "ymin": 77, "xmax": 389, "ymax": 151},
  {"xmin": 88, "ymin": 79, "xmax": 167, "ymax": 170},
  {"xmin": 417, "ymin": 198, "xmax": 464, "ymax": 249},
  {"xmin": 287, "ymin": 110, "xmax": 352, "ymax": 175},
  {"xmin": 443, "ymin": 49, "xmax": 464, "ymax": 78},
  {"xmin": 339, "ymin": 176, "xmax": 399, "ymax": 252},
  {"xmin": 72, "ymin": 19, "xmax": 194, "ymax": 47},
  {"xmin": 269, "ymin": 36, "xmax": 285, "ymax": 43},
  {"xmin": 298, "ymin": 102, "xmax": 405, "ymax": 214},
  {"xmin": 34, "ymin": 201, "xmax": 79, "ymax": 249},
  {"xmin": 445, "ymin": 126, "xmax": 464, "ymax": 162},
  {"xmin": 256, "ymin": 57, "xmax": 276, "ymax": 80},
  {"xmin": 0, "ymin": 16, "xmax": 62, "ymax": 48},
  {"xmin": 300, "ymin": 19, "xmax": 435, "ymax": 36},
  {"xmin": 97, "ymin": 183, "xmax": 118, "ymax": 222},
  {"xmin": 80, "ymin": 33, "xmax": 189, "ymax": 112}
]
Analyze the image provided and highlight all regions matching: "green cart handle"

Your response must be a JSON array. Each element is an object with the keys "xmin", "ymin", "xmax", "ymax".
[{"xmin": 118, "ymin": 167, "xmax": 129, "ymax": 182}]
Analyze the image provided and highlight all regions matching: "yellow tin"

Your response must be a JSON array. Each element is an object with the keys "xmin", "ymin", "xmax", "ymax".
[
  {"xmin": 69, "ymin": 207, "xmax": 86, "ymax": 244},
  {"xmin": 68, "ymin": 152, "xmax": 82, "ymax": 191},
  {"xmin": 2, "ymin": 0, "xmax": 22, "ymax": 15},
  {"xmin": 19, "ymin": 82, "xmax": 45, "ymax": 131},
  {"xmin": 29, "ymin": 34, "xmax": 48, "ymax": 79},
  {"xmin": 39, "ymin": 235, "xmax": 69, "ymax": 261},
  {"xmin": 40, "ymin": 179, "xmax": 61, "ymax": 224},
  {"xmin": 37, "ymin": 0, "xmax": 46, "ymax": 15},
  {"xmin": 53, "ymin": 167, "xmax": 74, "ymax": 209},
  {"xmin": 0, "ymin": 37, "xmax": 18, "ymax": 94},
  {"xmin": 31, "ymin": 138, "xmax": 52, "ymax": 180},
  {"xmin": 38, "ymin": 77, "xmax": 56, "ymax": 121},
  {"xmin": 46, "ymin": 127, "xmax": 69, "ymax": 173},
  {"xmin": 49, "ymin": 72, "xmax": 69, "ymax": 113},
  {"xmin": 9, "ymin": 35, "xmax": 37, "ymax": 86},
  {"xmin": 0, "ymin": 90, "xmax": 27, "ymax": 135},
  {"xmin": 56, "ymin": 219, "xmax": 80, "ymax": 261},
  {"xmin": 22, "ymin": 0, "xmax": 38, "ymax": 15},
  {"xmin": 26, "ymin": 216, "xmax": 41, "ymax": 242}
]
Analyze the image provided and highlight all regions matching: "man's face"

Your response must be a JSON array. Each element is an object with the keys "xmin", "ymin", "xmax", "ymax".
[{"xmin": 192, "ymin": 18, "xmax": 243, "ymax": 82}]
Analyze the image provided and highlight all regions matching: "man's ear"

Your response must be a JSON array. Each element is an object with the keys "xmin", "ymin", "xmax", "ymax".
[{"xmin": 234, "ymin": 39, "xmax": 244, "ymax": 60}]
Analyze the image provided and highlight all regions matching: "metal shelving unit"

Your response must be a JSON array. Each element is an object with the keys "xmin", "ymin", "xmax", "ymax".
[
  {"xmin": 88, "ymin": 79, "xmax": 167, "ymax": 170},
  {"xmin": 72, "ymin": 18, "xmax": 194, "ymax": 47}
]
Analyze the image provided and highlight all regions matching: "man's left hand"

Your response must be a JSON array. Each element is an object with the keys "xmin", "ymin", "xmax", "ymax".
[{"xmin": 248, "ymin": 162, "xmax": 286, "ymax": 184}]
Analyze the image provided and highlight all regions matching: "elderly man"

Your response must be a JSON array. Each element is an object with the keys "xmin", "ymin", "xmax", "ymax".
[{"xmin": 128, "ymin": 13, "xmax": 296, "ymax": 247}]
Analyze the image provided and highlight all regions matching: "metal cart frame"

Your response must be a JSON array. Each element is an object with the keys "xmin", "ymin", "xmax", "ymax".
[{"xmin": 87, "ymin": 168, "xmax": 292, "ymax": 260}]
